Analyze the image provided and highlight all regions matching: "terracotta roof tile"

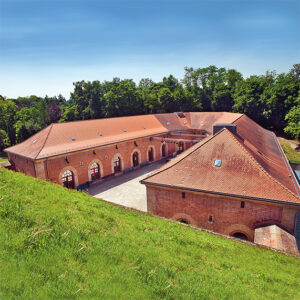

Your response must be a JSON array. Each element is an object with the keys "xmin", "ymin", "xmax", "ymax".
[
  {"xmin": 142, "ymin": 129, "xmax": 300, "ymax": 205},
  {"xmin": 5, "ymin": 112, "xmax": 240, "ymax": 160}
]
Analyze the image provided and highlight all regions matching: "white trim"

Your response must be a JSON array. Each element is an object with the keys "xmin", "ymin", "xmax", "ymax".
[
  {"xmin": 160, "ymin": 142, "xmax": 168, "ymax": 157},
  {"xmin": 111, "ymin": 153, "xmax": 124, "ymax": 173},
  {"xmin": 130, "ymin": 148, "xmax": 142, "ymax": 167},
  {"xmin": 147, "ymin": 145, "xmax": 156, "ymax": 161},
  {"xmin": 59, "ymin": 166, "xmax": 79, "ymax": 187},
  {"xmin": 88, "ymin": 159, "xmax": 104, "ymax": 181}
]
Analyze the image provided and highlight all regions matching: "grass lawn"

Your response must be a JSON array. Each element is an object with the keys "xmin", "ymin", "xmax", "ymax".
[
  {"xmin": 278, "ymin": 137, "xmax": 300, "ymax": 164},
  {"xmin": 0, "ymin": 158, "xmax": 8, "ymax": 162},
  {"xmin": 0, "ymin": 168, "xmax": 299, "ymax": 299}
]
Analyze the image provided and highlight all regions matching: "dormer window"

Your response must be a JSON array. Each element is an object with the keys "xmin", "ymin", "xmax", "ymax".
[
  {"xmin": 98, "ymin": 132, "xmax": 102, "ymax": 136},
  {"xmin": 71, "ymin": 137, "xmax": 75, "ymax": 141},
  {"xmin": 122, "ymin": 129, "xmax": 127, "ymax": 132}
]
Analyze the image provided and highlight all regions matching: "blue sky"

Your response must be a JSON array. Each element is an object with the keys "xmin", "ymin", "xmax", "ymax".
[{"xmin": 0, "ymin": 0, "xmax": 299, "ymax": 98}]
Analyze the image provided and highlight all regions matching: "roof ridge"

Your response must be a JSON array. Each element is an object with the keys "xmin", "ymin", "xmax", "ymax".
[
  {"xmin": 232, "ymin": 113, "xmax": 244, "ymax": 123},
  {"xmin": 141, "ymin": 128, "xmax": 226, "ymax": 182},
  {"xmin": 226, "ymin": 130, "xmax": 300, "ymax": 201},
  {"xmin": 34, "ymin": 123, "xmax": 54, "ymax": 160}
]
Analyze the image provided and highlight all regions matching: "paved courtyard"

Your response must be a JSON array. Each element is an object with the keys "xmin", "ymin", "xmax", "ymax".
[{"xmin": 88, "ymin": 160, "xmax": 166, "ymax": 212}]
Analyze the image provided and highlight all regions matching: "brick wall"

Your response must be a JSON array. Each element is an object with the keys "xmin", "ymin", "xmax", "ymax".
[
  {"xmin": 35, "ymin": 134, "xmax": 192, "ymax": 187},
  {"xmin": 10, "ymin": 130, "xmax": 205, "ymax": 188},
  {"xmin": 8, "ymin": 153, "xmax": 35, "ymax": 177},
  {"xmin": 146, "ymin": 185, "xmax": 298, "ymax": 241}
]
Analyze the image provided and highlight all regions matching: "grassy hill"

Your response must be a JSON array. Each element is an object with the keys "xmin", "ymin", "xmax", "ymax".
[
  {"xmin": 0, "ymin": 168, "xmax": 299, "ymax": 299},
  {"xmin": 278, "ymin": 137, "xmax": 300, "ymax": 164}
]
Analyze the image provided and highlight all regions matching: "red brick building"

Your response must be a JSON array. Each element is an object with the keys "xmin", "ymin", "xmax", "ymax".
[
  {"xmin": 5, "ymin": 112, "xmax": 300, "ymax": 249},
  {"xmin": 140, "ymin": 114, "xmax": 300, "ymax": 248}
]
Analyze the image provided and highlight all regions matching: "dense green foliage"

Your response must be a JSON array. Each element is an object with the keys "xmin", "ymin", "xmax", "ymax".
[
  {"xmin": 0, "ymin": 64, "xmax": 299, "ymax": 152},
  {"xmin": 0, "ymin": 168, "xmax": 299, "ymax": 299}
]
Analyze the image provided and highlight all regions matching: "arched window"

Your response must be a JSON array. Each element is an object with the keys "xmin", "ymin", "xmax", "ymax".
[
  {"xmin": 148, "ymin": 147, "xmax": 154, "ymax": 161},
  {"xmin": 114, "ymin": 156, "xmax": 122, "ymax": 173},
  {"xmin": 162, "ymin": 143, "xmax": 166, "ymax": 157},
  {"xmin": 62, "ymin": 170, "xmax": 74, "ymax": 189},
  {"xmin": 177, "ymin": 142, "xmax": 184, "ymax": 154},
  {"xmin": 90, "ymin": 162, "xmax": 100, "ymax": 181},
  {"xmin": 232, "ymin": 232, "xmax": 248, "ymax": 241},
  {"xmin": 132, "ymin": 151, "xmax": 139, "ymax": 167}
]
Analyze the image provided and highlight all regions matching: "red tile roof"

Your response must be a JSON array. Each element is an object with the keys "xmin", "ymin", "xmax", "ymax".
[
  {"xmin": 141, "ymin": 128, "xmax": 300, "ymax": 205},
  {"xmin": 5, "ymin": 112, "xmax": 241, "ymax": 160}
]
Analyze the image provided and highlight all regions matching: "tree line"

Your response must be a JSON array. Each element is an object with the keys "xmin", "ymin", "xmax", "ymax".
[{"xmin": 0, "ymin": 64, "xmax": 299, "ymax": 152}]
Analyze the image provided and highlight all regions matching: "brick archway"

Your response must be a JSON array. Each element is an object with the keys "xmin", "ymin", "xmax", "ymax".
[
  {"xmin": 59, "ymin": 166, "xmax": 79, "ymax": 187},
  {"xmin": 147, "ymin": 145, "xmax": 156, "ymax": 162},
  {"xmin": 172, "ymin": 213, "xmax": 197, "ymax": 227},
  {"xmin": 130, "ymin": 148, "xmax": 142, "ymax": 167},
  {"xmin": 88, "ymin": 159, "xmax": 104, "ymax": 181},
  {"xmin": 224, "ymin": 224, "xmax": 254, "ymax": 241},
  {"xmin": 111, "ymin": 153, "xmax": 124, "ymax": 174}
]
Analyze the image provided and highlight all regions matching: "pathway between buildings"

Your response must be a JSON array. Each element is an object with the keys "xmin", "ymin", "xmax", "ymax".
[{"xmin": 88, "ymin": 160, "xmax": 166, "ymax": 212}]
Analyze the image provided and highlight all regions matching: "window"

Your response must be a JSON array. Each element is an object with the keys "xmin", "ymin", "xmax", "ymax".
[
  {"xmin": 132, "ymin": 151, "xmax": 139, "ymax": 167},
  {"xmin": 114, "ymin": 156, "xmax": 122, "ymax": 173},
  {"xmin": 148, "ymin": 147, "xmax": 154, "ymax": 161},
  {"xmin": 233, "ymin": 232, "xmax": 248, "ymax": 241},
  {"xmin": 241, "ymin": 201, "xmax": 245, "ymax": 208},
  {"xmin": 214, "ymin": 160, "xmax": 222, "ymax": 167},
  {"xmin": 180, "ymin": 219, "xmax": 189, "ymax": 224},
  {"xmin": 162, "ymin": 143, "xmax": 166, "ymax": 157},
  {"xmin": 182, "ymin": 192, "xmax": 186, "ymax": 198},
  {"xmin": 177, "ymin": 142, "xmax": 184, "ymax": 154},
  {"xmin": 208, "ymin": 215, "xmax": 213, "ymax": 222},
  {"xmin": 90, "ymin": 162, "xmax": 100, "ymax": 181},
  {"xmin": 62, "ymin": 170, "xmax": 74, "ymax": 189}
]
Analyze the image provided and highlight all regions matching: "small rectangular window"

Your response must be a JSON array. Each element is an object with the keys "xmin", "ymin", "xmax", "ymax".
[
  {"xmin": 209, "ymin": 215, "xmax": 213, "ymax": 222},
  {"xmin": 241, "ymin": 201, "xmax": 245, "ymax": 208},
  {"xmin": 182, "ymin": 192, "xmax": 186, "ymax": 198}
]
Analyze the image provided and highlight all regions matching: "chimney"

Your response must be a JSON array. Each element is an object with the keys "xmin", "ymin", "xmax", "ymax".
[{"xmin": 213, "ymin": 123, "xmax": 237, "ymax": 135}]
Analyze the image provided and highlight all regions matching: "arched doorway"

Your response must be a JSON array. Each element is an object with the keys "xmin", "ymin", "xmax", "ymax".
[
  {"xmin": 232, "ymin": 232, "xmax": 249, "ymax": 241},
  {"xmin": 62, "ymin": 170, "xmax": 74, "ymax": 189},
  {"xmin": 132, "ymin": 151, "xmax": 139, "ymax": 167},
  {"xmin": 90, "ymin": 162, "xmax": 100, "ymax": 181},
  {"xmin": 177, "ymin": 141, "xmax": 184, "ymax": 154},
  {"xmin": 148, "ymin": 147, "xmax": 154, "ymax": 162},
  {"xmin": 162, "ymin": 143, "xmax": 166, "ymax": 157},
  {"xmin": 113, "ymin": 156, "xmax": 122, "ymax": 173}
]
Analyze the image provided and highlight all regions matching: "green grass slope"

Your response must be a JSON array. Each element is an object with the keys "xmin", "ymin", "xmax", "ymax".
[{"xmin": 0, "ymin": 168, "xmax": 299, "ymax": 299}]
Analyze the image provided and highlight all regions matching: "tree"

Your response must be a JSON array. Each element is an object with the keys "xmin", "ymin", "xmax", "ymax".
[
  {"xmin": 0, "ymin": 129, "xmax": 10, "ymax": 151},
  {"xmin": 47, "ymin": 102, "xmax": 62, "ymax": 124},
  {"xmin": 14, "ymin": 107, "xmax": 42, "ymax": 142},
  {"xmin": 0, "ymin": 99, "xmax": 17, "ymax": 145},
  {"xmin": 284, "ymin": 105, "xmax": 300, "ymax": 140},
  {"xmin": 105, "ymin": 79, "xmax": 144, "ymax": 117}
]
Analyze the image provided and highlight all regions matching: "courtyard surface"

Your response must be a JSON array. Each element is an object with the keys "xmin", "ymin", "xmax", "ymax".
[{"xmin": 88, "ymin": 160, "xmax": 166, "ymax": 212}]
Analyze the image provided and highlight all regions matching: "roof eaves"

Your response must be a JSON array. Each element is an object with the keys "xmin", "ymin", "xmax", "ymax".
[{"xmin": 140, "ymin": 181, "xmax": 300, "ymax": 206}]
